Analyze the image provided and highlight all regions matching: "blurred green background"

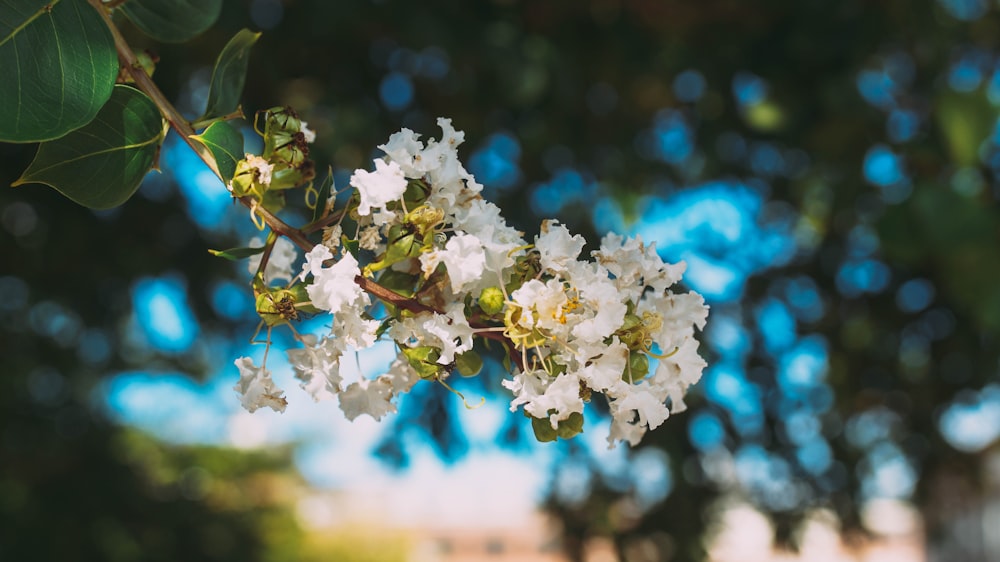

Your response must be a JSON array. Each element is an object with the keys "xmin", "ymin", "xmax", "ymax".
[{"xmin": 3, "ymin": 0, "xmax": 1000, "ymax": 560}]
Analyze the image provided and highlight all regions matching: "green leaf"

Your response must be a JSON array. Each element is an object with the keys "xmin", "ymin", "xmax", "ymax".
[
  {"xmin": 312, "ymin": 166, "xmax": 334, "ymax": 223},
  {"xmin": 200, "ymin": 28, "xmax": 261, "ymax": 121},
  {"xmin": 191, "ymin": 121, "xmax": 242, "ymax": 182},
  {"xmin": 120, "ymin": 0, "xmax": 221, "ymax": 43},
  {"xmin": 936, "ymin": 87, "xmax": 995, "ymax": 167},
  {"xmin": 208, "ymin": 246, "xmax": 265, "ymax": 261},
  {"xmin": 0, "ymin": 0, "xmax": 118, "ymax": 143},
  {"xmin": 401, "ymin": 346, "xmax": 443, "ymax": 379},
  {"xmin": 378, "ymin": 269, "xmax": 417, "ymax": 297},
  {"xmin": 12, "ymin": 85, "xmax": 164, "ymax": 209}
]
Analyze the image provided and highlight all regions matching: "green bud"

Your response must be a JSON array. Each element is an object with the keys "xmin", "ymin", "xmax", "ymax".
[
  {"xmin": 230, "ymin": 159, "xmax": 260, "ymax": 198},
  {"xmin": 556, "ymin": 412, "xmax": 585, "ymax": 440},
  {"xmin": 454, "ymin": 350, "xmax": 483, "ymax": 377},
  {"xmin": 255, "ymin": 288, "xmax": 300, "ymax": 326},
  {"xmin": 405, "ymin": 205, "xmax": 444, "ymax": 237},
  {"xmin": 529, "ymin": 415, "xmax": 557, "ymax": 443},
  {"xmin": 268, "ymin": 160, "xmax": 316, "ymax": 191},
  {"xmin": 366, "ymin": 231, "xmax": 419, "ymax": 275},
  {"xmin": 478, "ymin": 287, "xmax": 505, "ymax": 316},
  {"xmin": 625, "ymin": 352, "xmax": 650, "ymax": 382},
  {"xmin": 528, "ymin": 411, "xmax": 584, "ymax": 442}
]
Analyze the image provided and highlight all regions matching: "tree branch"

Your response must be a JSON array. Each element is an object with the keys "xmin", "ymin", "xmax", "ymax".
[{"xmin": 88, "ymin": 0, "xmax": 523, "ymax": 368}]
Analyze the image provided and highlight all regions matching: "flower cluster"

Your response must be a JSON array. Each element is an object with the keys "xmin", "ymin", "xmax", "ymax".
[{"xmin": 234, "ymin": 118, "xmax": 708, "ymax": 447}]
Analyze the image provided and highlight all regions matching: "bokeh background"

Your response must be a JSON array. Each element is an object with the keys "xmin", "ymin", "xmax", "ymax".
[{"xmin": 3, "ymin": 0, "xmax": 1000, "ymax": 560}]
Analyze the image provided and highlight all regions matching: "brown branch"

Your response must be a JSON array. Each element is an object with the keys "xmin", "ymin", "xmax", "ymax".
[
  {"xmin": 90, "ymin": 0, "xmax": 312, "ymax": 250},
  {"xmin": 89, "ymin": 0, "xmax": 524, "ymax": 369}
]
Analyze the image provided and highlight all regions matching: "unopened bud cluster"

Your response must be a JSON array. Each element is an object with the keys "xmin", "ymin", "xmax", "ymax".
[{"xmin": 231, "ymin": 107, "xmax": 316, "ymax": 213}]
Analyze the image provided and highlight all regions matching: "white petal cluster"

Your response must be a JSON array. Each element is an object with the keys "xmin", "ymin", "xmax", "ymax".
[
  {"xmin": 232, "ymin": 357, "xmax": 287, "ymax": 413},
  {"xmin": 234, "ymin": 119, "xmax": 709, "ymax": 446},
  {"xmin": 497, "ymin": 223, "xmax": 709, "ymax": 446},
  {"xmin": 350, "ymin": 159, "xmax": 407, "ymax": 216},
  {"xmin": 248, "ymin": 236, "xmax": 298, "ymax": 283},
  {"xmin": 299, "ymin": 245, "xmax": 368, "ymax": 314},
  {"xmin": 245, "ymin": 154, "xmax": 273, "ymax": 186}
]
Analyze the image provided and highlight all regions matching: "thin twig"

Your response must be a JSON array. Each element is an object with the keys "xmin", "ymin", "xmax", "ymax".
[{"xmin": 191, "ymin": 109, "xmax": 245, "ymax": 131}]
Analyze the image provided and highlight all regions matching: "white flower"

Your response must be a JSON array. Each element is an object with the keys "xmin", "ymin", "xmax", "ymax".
[
  {"xmin": 287, "ymin": 335, "xmax": 341, "ymax": 401},
  {"xmin": 300, "ymin": 246, "xmax": 369, "ymax": 313},
  {"xmin": 388, "ymin": 304, "xmax": 473, "ymax": 365},
  {"xmin": 608, "ymin": 416, "xmax": 647, "ymax": 448},
  {"xmin": 351, "ymin": 159, "xmax": 408, "ymax": 216},
  {"xmin": 300, "ymin": 121, "xmax": 316, "ymax": 143},
  {"xmin": 648, "ymin": 337, "xmax": 707, "ymax": 413},
  {"xmin": 510, "ymin": 278, "xmax": 571, "ymax": 334},
  {"xmin": 339, "ymin": 376, "xmax": 396, "ymax": 421},
  {"xmin": 233, "ymin": 357, "xmax": 287, "ymax": 413},
  {"xmin": 420, "ymin": 232, "xmax": 486, "ymax": 293},
  {"xmin": 358, "ymin": 225, "xmax": 382, "ymax": 251},
  {"xmin": 595, "ymin": 233, "xmax": 687, "ymax": 296},
  {"xmin": 322, "ymin": 224, "xmax": 343, "ymax": 251},
  {"xmin": 613, "ymin": 386, "xmax": 670, "ymax": 431},
  {"xmin": 536, "ymin": 220, "xmax": 585, "ymax": 274},
  {"xmin": 570, "ymin": 264, "xmax": 627, "ymax": 344},
  {"xmin": 639, "ymin": 291, "xmax": 709, "ymax": 351},
  {"xmin": 245, "ymin": 154, "xmax": 273, "ymax": 186},
  {"xmin": 248, "ymin": 236, "xmax": 298, "ymax": 283},
  {"xmin": 384, "ymin": 355, "xmax": 421, "ymax": 394},
  {"xmin": 378, "ymin": 128, "xmax": 424, "ymax": 176},
  {"xmin": 503, "ymin": 369, "xmax": 548, "ymax": 412},
  {"xmin": 524, "ymin": 372, "xmax": 585, "ymax": 429},
  {"xmin": 331, "ymin": 313, "xmax": 381, "ymax": 351},
  {"xmin": 576, "ymin": 340, "xmax": 629, "ymax": 394}
]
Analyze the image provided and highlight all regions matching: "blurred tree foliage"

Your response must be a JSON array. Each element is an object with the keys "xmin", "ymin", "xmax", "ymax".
[{"xmin": 3, "ymin": 0, "xmax": 1000, "ymax": 560}]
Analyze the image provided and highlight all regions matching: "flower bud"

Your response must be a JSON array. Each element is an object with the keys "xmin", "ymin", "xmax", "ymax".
[
  {"xmin": 255, "ymin": 288, "xmax": 301, "ymax": 326},
  {"xmin": 478, "ymin": 287, "xmax": 505, "ymax": 316}
]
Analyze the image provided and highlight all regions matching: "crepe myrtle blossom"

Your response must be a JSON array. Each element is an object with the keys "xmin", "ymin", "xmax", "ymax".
[
  {"xmin": 248, "ymin": 236, "xmax": 297, "ymax": 283},
  {"xmin": 233, "ymin": 357, "xmax": 287, "ymax": 413},
  {"xmin": 351, "ymin": 159, "xmax": 408, "ymax": 216},
  {"xmin": 234, "ymin": 119, "xmax": 709, "ymax": 446}
]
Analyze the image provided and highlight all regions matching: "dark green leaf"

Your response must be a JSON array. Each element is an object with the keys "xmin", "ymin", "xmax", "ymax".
[
  {"xmin": 191, "ymin": 121, "xmax": 243, "ymax": 182},
  {"xmin": 312, "ymin": 166, "xmax": 334, "ymax": 223},
  {"xmin": 341, "ymin": 236, "xmax": 360, "ymax": 259},
  {"xmin": 120, "ymin": 0, "xmax": 221, "ymax": 43},
  {"xmin": 0, "ymin": 0, "xmax": 117, "ymax": 143},
  {"xmin": 208, "ymin": 246, "xmax": 266, "ymax": 261},
  {"xmin": 12, "ymin": 85, "xmax": 164, "ymax": 209},
  {"xmin": 200, "ymin": 29, "xmax": 261, "ymax": 121}
]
